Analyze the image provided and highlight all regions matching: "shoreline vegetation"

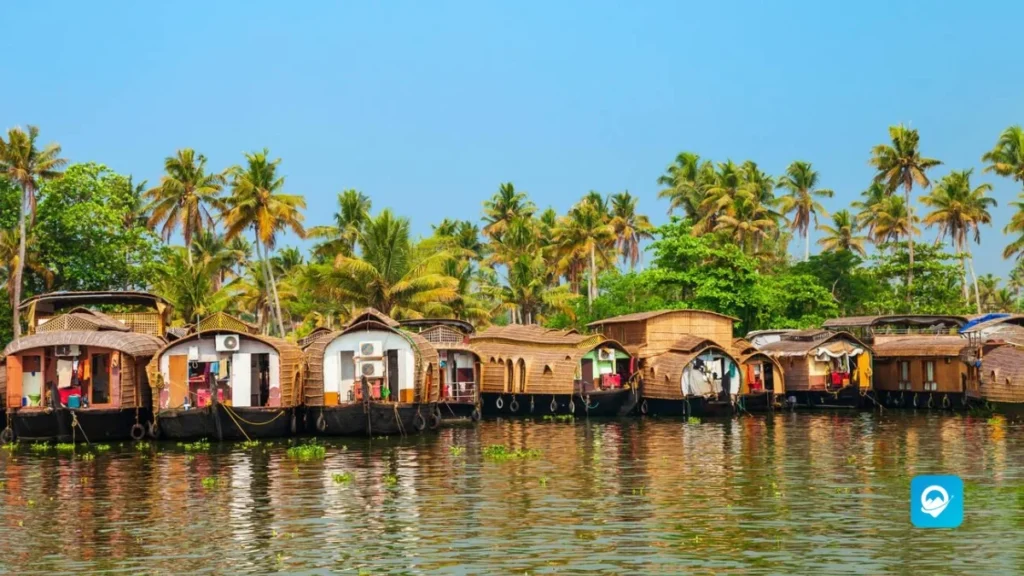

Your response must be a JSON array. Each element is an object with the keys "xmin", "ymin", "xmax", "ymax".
[{"xmin": 3, "ymin": 124, "xmax": 1024, "ymax": 346}]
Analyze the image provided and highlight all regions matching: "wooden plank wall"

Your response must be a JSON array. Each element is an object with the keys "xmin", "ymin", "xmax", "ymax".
[
  {"xmin": 874, "ymin": 357, "xmax": 966, "ymax": 393},
  {"xmin": 644, "ymin": 313, "xmax": 734, "ymax": 356}
]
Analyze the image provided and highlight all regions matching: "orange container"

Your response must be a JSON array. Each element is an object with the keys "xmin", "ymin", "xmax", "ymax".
[
  {"xmin": 400, "ymin": 389, "xmax": 415, "ymax": 403},
  {"xmin": 324, "ymin": 392, "xmax": 339, "ymax": 406}
]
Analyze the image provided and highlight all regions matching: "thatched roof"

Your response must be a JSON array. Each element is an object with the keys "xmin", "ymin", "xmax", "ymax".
[
  {"xmin": 731, "ymin": 337, "xmax": 756, "ymax": 356},
  {"xmin": 587, "ymin": 308, "xmax": 739, "ymax": 327},
  {"xmin": 20, "ymin": 290, "xmax": 169, "ymax": 312},
  {"xmin": 745, "ymin": 329, "xmax": 796, "ymax": 338},
  {"xmin": 195, "ymin": 312, "xmax": 260, "ymax": 335},
  {"xmin": 872, "ymin": 336, "xmax": 967, "ymax": 358},
  {"xmin": 760, "ymin": 331, "xmax": 870, "ymax": 357},
  {"xmin": 823, "ymin": 315, "xmax": 969, "ymax": 329},
  {"xmin": 472, "ymin": 324, "xmax": 596, "ymax": 346},
  {"xmin": 347, "ymin": 308, "xmax": 400, "ymax": 329},
  {"xmin": 35, "ymin": 308, "xmax": 131, "ymax": 333},
  {"xmin": 4, "ymin": 330, "xmax": 165, "ymax": 358},
  {"xmin": 298, "ymin": 326, "xmax": 334, "ymax": 349},
  {"xmin": 667, "ymin": 334, "xmax": 720, "ymax": 354},
  {"xmin": 399, "ymin": 318, "xmax": 475, "ymax": 334},
  {"xmin": 977, "ymin": 344, "xmax": 1024, "ymax": 404}
]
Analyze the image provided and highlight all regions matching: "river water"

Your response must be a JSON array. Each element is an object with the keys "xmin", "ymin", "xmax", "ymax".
[{"xmin": 0, "ymin": 412, "xmax": 1022, "ymax": 575}]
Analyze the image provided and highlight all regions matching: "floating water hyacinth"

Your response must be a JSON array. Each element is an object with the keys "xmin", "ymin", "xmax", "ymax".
[
  {"xmin": 332, "ymin": 472, "xmax": 354, "ymax": 484},
  {"xmin": 482, "ymin": 445, "xmax": 541, "ymax": 461},
  {"xmin": 55, "ymin": 443, "xmax": 77, "ymax": 452},
  {"xmin": 201, "ymin": 477, "xmax": 218, "ymax": 489},
  {"xmin": 383, "ymin": 474, "xmax": 398, "ymax": 487},
  {"xmin": 286, "ymin": 440, "xmax": 326, "ymax": 461},
  {"xmin": 686, "ymin": 416, "xmax": 701, "ymax": 425},
  {"xmin": 93, "ymin": 444, "xmax": 111, "ymax": 453},
  {"xmin": 239, "ymin": 440, "xmax": 262, "ymax": 450},
  {"xmin": 449, "ymin": 446, "xmax": 465, "ymax": 457},
  {"xmin": 181, "ymin": 439, "xmax": 211, "ymax": 452},
  {"xmin": 29, "ymin": 443, "xmax": 51, "ymax": 453}
]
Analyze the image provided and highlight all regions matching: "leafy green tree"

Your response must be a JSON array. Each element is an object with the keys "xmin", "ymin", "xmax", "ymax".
[
  {"xmin": 791, "ymin": 251, "xmax": 881, "ymax": 317},
  {"xmin": 35, "ymin": 163, "xmax": 162, "ymax": 291},
  {"xmin": 864, "ymin": 242, "xmax": 970, "ymax": 315}
]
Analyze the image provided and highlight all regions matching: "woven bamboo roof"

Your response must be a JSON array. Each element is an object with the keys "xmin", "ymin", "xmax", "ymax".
[
  {"xmin": 20, "ymin": 290, "xmax": 169, "ymax": 312},
  {"xmin": 745, "ymin": 329, "xmax": 796, "ymax": 338},
  {"xmin": 872, "ymin": 336, "xmax": 967, "ymax": 357},
  {"xmin": 587, "ymin": 308, "xmax": 739, "ymax": 327},
  {"xmin": 298, "ymin": 326, "xmax": 334, "ymax": 349},
  {"xmin": 4, "ymin": 330, "xmax": 165, "ymax": 358},
  {"xmin": 667, "ymin": 334, "xmax": 721, "ymax": 354},
  {"xmin": 347, "ymin": 308, "xmax": 400, "ymax": 329},
  {"xmin": 760, "ymin": 331, "xmax": 870, "ymax": 356},
  {"xmin": 472, "ymin": 324, "xmax": 593, "ymax": 346},
  {"xmin": 731, "ymin": 337, "xmax": 757, "ymax": 356},
  {"xmin": 195, "ymin": 312, "xmax": 260, "ymax": 335},
  {"xmin": 399, "ymin": 318, "xmax": 475, "ymax": 334},
  {"xmin": 35, "ymin": 308, "xmax": 131, "ymax": 333},
  {"xmin": 823, "ymin": 314, "xmax": 969, "ymax": 328},
  {"xmin": 977, "ymin": 344, "xmax": 1024, "ymax": 403}
]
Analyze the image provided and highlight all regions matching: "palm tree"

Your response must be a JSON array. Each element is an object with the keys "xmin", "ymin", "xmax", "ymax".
[
  {"xmin": 191, "ymin": 230, "xmax": 238, "ymax": 290},
  {"xmin": 869, "ymin": 124, "xmax": 942, "ymax": 295},
  {"xmin": 852, "ymin": 182, "xmax": 888, "ymax": 242},
  {"xmin": 977, "ymin": 273, "xmax": 1001, "ymax": 312},
  {"xmin": 486, "ymin": 253, "xmax": 578, "ymax": 324},
  {"xmin": 144, "ymin": 148, "xmax": 226, "ymax": 262},
  {"xmin": 1009, "ymin": 261, "xmax": 1024, "ymax": 311},
  {"xmin": 921, "ymin": 169, "xmax": 996, "ymax": 312},
  {"xmin": 872, "ymin": 195, "xmax": 920, "ymax": 246},
  {"xmin": 0, "ymin": 126, "xmax": 66, "ymax": 337},
  {"xmin": 696, "ymin": 161, "xmax": 745, "ymax": 236},
  {"xmin": 657, "ymin": 152, "xmax": 708, "ymax": 218},
  {"xmin": 776, "ymin": 161, "xmax": 834, "ymax": 261},
  {"xmin": 553, "ymin": 201, "xmax": 615, "ymax": 307},
  {"xmin": 609, "ymin": 191, "xmax": 654, "ymax": 269},
  {"xmin": 714, "ymin": 189, "xmax": 778, "ymax": 255},
  {"xmin": 222, "ymin": 149, "xmax": 306, "ymax": 337},
  {"xmin": 982, "ymin": 126, "xmax": 1024, "ymax": 182},
  {"xmin": 152, "ymin": 247, "xmax": 234, "ymax": 325},
  {"xmin": 482, "ymin": 182, "xmax": 535, "ymax": 241},
  {"xmin": 318, "ymin": 209, "xmax": 458, "ymax": 319},
  {"xmin": 307, "ymin": 189, "xmax": 371, "ymax": 260},
  {"xmin": 0, "ymin": 229, "xmax": 54, "ymax": 310},
  {"xmin": 817, "ymin": 210, "xmax": 868, "ymax": 257}
]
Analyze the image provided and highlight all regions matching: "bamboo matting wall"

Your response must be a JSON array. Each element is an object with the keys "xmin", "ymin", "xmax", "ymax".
[
  {"xmin": 641, "ymin": 344, "xmax": 740, "ymax": 400},
  {"xmin": 976, "ymin": 345, "xmax": 1024, "ymax": 404},
  {"xmin": 777, "ymin": 356, "xmax": 812, "ymax": 392}
]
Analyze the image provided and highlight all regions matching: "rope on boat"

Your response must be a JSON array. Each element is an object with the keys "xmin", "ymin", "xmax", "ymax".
[
  {"xmin": 942, "ymin": 394, "xmax": 951, "ymax": 409},
  {"xmin": 221, "ymin": 406, "xmax": 253, "ymax": 442},
  {"xmin": 70, "ymin": 411, "xmax": 91, "ymax": 446},
  {"xmin": 222, "ymin": 404, "xmax": 286, "ymax": 427}
]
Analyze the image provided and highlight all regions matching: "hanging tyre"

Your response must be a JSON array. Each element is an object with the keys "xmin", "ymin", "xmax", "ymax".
[
  {"xmin": 509, "ymin": 397, "xmax": 519, "ymax": 413},
  {"xmin": 550, "ymin": 397, "xmax": 558, "ymax": 413},
  {"xmin": 495, "ymin": 396, "xmax": 504, "ymax": 410},
  {"xmin": 317, "ymin": 412, "xmax": 327, "ymax": 433},
  {"xmin": 0, "ymin": 428, "xmax": 13, "ymax": 445},
  {"xmin": 413, "ymin": 412, "xmax": 426, "ymax": 431},
  {"xmin": 640, "ymin": 399, "xmax": 648, "ymax": 415},
  {"xmin": 429, "ymin": 412, "xmax": 442, "ymax": 429},
  {"xmin": 471, "ymin": 407, "xmax": 481, "ymax": 422},
  {"xmin": 130, "ymin": 423, "xmax": 145, "ymax": 441},
  {"xmin": 147, "ymin": 421, "xmax": 159, "ymax": 440}
]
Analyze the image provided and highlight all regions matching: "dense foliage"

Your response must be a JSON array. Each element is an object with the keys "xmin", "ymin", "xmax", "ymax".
[{"xmin": 3, "ymin": 122, "xmax": 1024, "ymax": 349}]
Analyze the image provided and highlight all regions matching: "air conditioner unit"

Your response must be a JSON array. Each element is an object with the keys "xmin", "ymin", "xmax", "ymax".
[
  {"xmin": 216, "ymin": 334, "xmax": 241, "ymax": 352},
  {"xmin": 55, "ymin": 344, "xmax": 80, "ymax": 357},
  {"xmin": 358, "ymin": 360, "xmax": 385, "ymax": 378},
  {"xmin": 598, "ymin": 348, "xmax": 616, "ymax": 362},
  {"xmin": 358, "ymin": 341, "xmax": 383, "ymax": 358}
]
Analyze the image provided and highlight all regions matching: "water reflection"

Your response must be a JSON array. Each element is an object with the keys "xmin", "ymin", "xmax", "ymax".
[{"xmin": 1, "ymin": 413, "xmax": 1022, "ymax": 574}]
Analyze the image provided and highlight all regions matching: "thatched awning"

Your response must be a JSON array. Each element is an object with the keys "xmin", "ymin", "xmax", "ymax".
[
  {"xmin": 760, "ymin": 332, "xmax": 871, "ymax": 357},
  {"xmin": 587, "ymin": 308, "xmax": 739, "ymax": 327},
  {"xmin": 472, "ymin": 324, "xmax": 594, "ymax": 346},
  {"xmin": 4, "ymin": 330, "xmax": 165, "ymax": 358},
  {"xmin": 20, "ymin": 290, "xmax": 168, "ymax": 312},
  {"xmin": 824, "ymin": 314, "xmax": 969, "ymax": 329}
]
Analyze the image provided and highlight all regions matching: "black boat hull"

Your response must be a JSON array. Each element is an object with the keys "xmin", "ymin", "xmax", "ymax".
[
  {"xmin": 482, "ymin": 386, "xmax": 638, "ymax": 418},
  {"xmin": 877, "ymin": 390, "xmax": 967, "ymax": 410},
  {"xmin": 304, "ymin": 403, "xmax": 435, "ymax": 436},
  {"xmin": 9, "ymin": 408, "xmax": 149, "ymax": 443},
  {"xmin": 156, "ymin": 405, "xmax": 294, "ymax": 441}
]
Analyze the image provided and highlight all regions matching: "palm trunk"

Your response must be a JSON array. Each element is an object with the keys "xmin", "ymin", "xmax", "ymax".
[
  {"xmin": 905, "ymin": 187, "xmax": 914, "ymax": 303},
  {"xmin": 252, "ymin": 238, "xmax": 279, "ymax": 335},
  {"xmin": 12, "ymin": 184, "xmax": 28, "ymax": 339},
  {"xmin": 956, "ymin": 237, "xmax": 969, "ymax": 305},
  {"xmin": 588, "ymin": 243, "xmax": 597, "ymax": 307},
  {"xmin": 265, "ymin": 252, "xmax": 287, "ymax": 337},
  {"xmin": 964, "ymin": 242, "xmax": 982, "ymax": 314},
  {"xmin": 804, "ymin": 229, "xmax": 810, "ymax": 262}
]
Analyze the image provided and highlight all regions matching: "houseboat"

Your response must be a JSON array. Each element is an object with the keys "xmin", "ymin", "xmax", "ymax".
[
  {"xmin": 1, "ymin": 291, "xmax": 169, "ymax": 443},
  {"xmin": 470, "ymin": 324, "xmax": 637, "ymax": 417},
  {"xmin": 759, "ymin": 329, "xmax": 872, "ymax": 408},
  {"xmin": 587, "ymin": 309, "xmax": 780, "ymax": 414},
  {"xmin": 960, "ymin": 315, "xmax": 1024, "ymax": 414},
  {"xmin": 303, "ymin": 309, "xmax": 441, "ymax": 435},
  {"xmin": 147, "ymin": 312, "xmax": 303, "ymax": 440},
  {"xmin": 823, "ymin": 315, "xmax": 969, "ymax": 409},
  {"xmin": 400, "ymin": 318, "xmax": 482, "ymax": 422},
  {"xmin": 745, "ymin": 329, "xmax": 796, "ymax": 350}
]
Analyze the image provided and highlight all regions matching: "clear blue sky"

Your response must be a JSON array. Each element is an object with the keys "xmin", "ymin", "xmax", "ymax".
[{"xmin": 3, "ymin": 1, "xmax": 1023, "ymax": 276}]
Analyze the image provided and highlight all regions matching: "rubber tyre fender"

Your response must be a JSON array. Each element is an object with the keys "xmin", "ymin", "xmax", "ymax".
[
  {"xmin": 130, "ymin": 423, "xmax": 146, "ymax": 441},
  {"xmin": 0, "ymin": 428, "xmax": 13, "ymax": 445},
  {"xmin": 316, "ymin": 412, "xmax": 327, "ymax": 433},
  {"xmin": 413, "ymin": 412, "xmax": 427, "ymax": 432},
  {"xmin": 495, "ymin": 396, "xmax": 504, "ymax": 410},
  {"xmin": 470, "ymin": 407, "xmax": 481, "ymax": 422},
  {"xmin": 429, "ymin": 412, "xmax": 442, "ymax": 429},
  {"xmin": 509, "ymin": 398, "xmax": 520, "ymax": 413}
]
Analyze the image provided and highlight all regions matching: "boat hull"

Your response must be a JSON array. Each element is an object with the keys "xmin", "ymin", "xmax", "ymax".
[
  {"xmin": 9, "ymin": 407, "xmax": 148, "ymax": 443},
  {"xmin": 878, "ymin": 390, "xmax": 967, "ymax": 410},
  {"xmin": 435, "ymin": 400, "xmax": 481, "ymax": 423},
  {"xmin": 638, "ymin": 392, "xmax": 777, "ymax": 417},
  {"xmin": 156, "ymin": 405, "xmax": 294, "ymax": 441},
  {"xmin": 304, "ymin": 403, "xmax": 434, "ymax": 436},
  {"xmin": 784, "ymin": 387, "xmax": 869, "ymax": 409},
  {"xmin": 482, "ymin": 386, "xmax": 638, "ymax": 418}
]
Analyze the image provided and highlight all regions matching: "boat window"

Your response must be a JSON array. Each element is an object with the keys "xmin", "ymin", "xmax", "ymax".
[
  {"xmin": 925, "ymin": 361, "xmax": 935, "ymax": 383},
  {"xmin": 900, "ymin": 361, "xmax": 910, "ymax": 381},
  {"xmin": 543, "ymin": 365, "xmax": 553, "ymax": 375}
]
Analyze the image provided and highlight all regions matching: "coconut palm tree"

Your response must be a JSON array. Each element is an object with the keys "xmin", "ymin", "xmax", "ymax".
[
  {"xmin": 482, "ymin": 182, "xmax": 535, "ymax": 241},
  {"xmin": 320, "ymin": 209, "xmax": 458, "ymax": 319},
  {"xmin": 977, "ymin": 273, "xmax": 1001, "ymax": 312},
  {"xmin": 0, "ymin": 229, "xmax": 54, "ymax": 310},
  {"xmin": 982, "ymin": 126, "xmax": 1024, "ymax": 182},
  {"xmin": 714, "ymin": 189, "xmax": 778, "ymax": 255},
  {"xmin": 697, "ymin": 161, "xmax": 745, "ymax": 236},
  {"xmin": 776, "ymin": 161, "xmax": 834, "ymax": 261},
  {"xmin": 852, "ymin": 182, "xmax": 888, "ymax": 242},
  {"xmin": 869, "ymin": 125, "xmax": 942, "ymax": 295},
  {"xmin": 222, "ymin": 149, "xmax": 306, "ymax": 337},
  {"xmin": 191, "ymin": 230, "xmax": 239, "ymax": 290},
  {"xmin": 817, "ymin": 210, "xmax": 868, "ymax": 257},
  {"xmin": 307, "ymin": 189, "xmax": 371, "ymax": 260},
  {"xmin": 657, "ymin": 152, "xmax": 709, "ymax": 218},
  {"xmin": 152, "ymin": 246, "xmax": 234, "ymax": 325},
  {"xmin": 553, "ymin": 201, "xmax": 616, "ymax": 307},
  {"xmin": 485, "ymin": 253, "xmax": 578, "ymax": 324},
  {"xmin": 0, "ymin": 126, "xmax": 66, "ymax": 337},
  {"xmin": 921, "ymin": 169, "xmax": 996, "ymax": 312},
  {"xmin": 609, "ymin": 191, "xmax": 654, "ymax": 269},
  {"xmin": 144, "ymin": 149, "xmax": 225, "ymax": 262},
  {"xmin": 872, "ymin": 195, "xmax": 920, "ymax": 246}
]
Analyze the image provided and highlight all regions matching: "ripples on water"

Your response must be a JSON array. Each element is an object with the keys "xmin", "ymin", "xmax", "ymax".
[{"xmin": 1, "ymin": 413, "xmax": 1022, "ymax": 575}]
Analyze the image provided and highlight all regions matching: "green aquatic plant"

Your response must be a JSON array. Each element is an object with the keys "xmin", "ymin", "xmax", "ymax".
[
  {"xmin": 383, "ymin": 473, "xmax": 398, "ymax": 487},
  {"xmin": 134, "ymin": 441, "xmax": 152, "ymax": 451},
  {"xmin": 686, "ymin": 416, "xmax": 701, "ymax": 425},
  {"xmin": 449, "ymin": 446, "xmax": 465, "ymax": 457},
  {"xmin": 542, "ymin": 414, "xmax": 575, "ymax": 423},
  {"xmin": 181, "ymin": 439, "xmax": 211, "ymax": 452},
  {"xmin": 29, "ymin": 443, "xmax": 51, "ymax": 453},
  {"xmin": 286, "ymin": 440, "xmax": 327, "ymax": 461},
  {"xmin": 539, "ymin": 476, "xmax": 549, "ymax": 487},
  {"xmin": 185, "ymin": 454, "xmax": 196, "ymax": 463},
  {"xmin": 201, "ymin": 476, "xmax": 218, "ymax": 490},
  {"xmin": 482, "ymin": 444, "xmax": 542, "ymax": 461},
  {"xmin": 55, "ymin": 443, "xmax": 77, "ymax": 452},
  {"xmin": 0, "ymin": 481, "xmax": 5, "ymax": 490},
  {"xmin": 93, "ymin": 444, "xmax": 111, "ymax": 453},
  {"xmin": 239, "ymin": 440, "xmax": 262, "ymax": 450},
  {"xmin": 1, "ymin": 441, "xmax": 17, "ymax": 452},
  {"xmin": 332, "ymin": 472, "xmax": 354, "ymax": 484},
  {"xmin": 81, "ymin": 453, "xmax": 95, "ymax": 461}
]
